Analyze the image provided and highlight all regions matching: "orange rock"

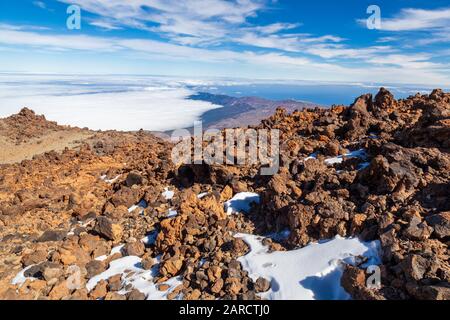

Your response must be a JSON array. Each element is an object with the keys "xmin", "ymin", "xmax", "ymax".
[{"xmin": 48, "ymin": 281, "xmax": 70, "ymax": 300}]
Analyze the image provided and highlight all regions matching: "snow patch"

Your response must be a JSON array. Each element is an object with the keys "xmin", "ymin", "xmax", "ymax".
[
  {"xmin": 224, "ymin": 192, "xmax": 260, "ymax": 215},
  {"xmin": 236, "ymin": 233, "xmax": 380, "ymax": 300},
  {"xmin": 167, "ymin": 209, "xmax": 178, "ymax": 218},
  {"xmin": 11, "ymin": 265, "xmax": 37, "ymax": 286},
  {"xmin": 324, "ymin": 149, "xmax": 367, "ymax": 165},
  {"xmin": 128, "ymin": 200, "xmax": 148, "ymax": 214},
  {"xmin": 100, "ymin": 174, "xmax": 121, "ymax": 184},
  {"xmin": 197, "ymin": 192, "xmax": 209, "ymax": 199},
  {"xmin": 162, "ymin": 187, "xmax": 174, "ymax": 200},
  {"xmin": 86, "ymin": 255, "xmax": 182, "ymax": 300}
]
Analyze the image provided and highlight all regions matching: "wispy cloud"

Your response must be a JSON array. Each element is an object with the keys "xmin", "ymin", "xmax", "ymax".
[
  {"xmin": 1, "ymin": 24, "xmax": 449, "ymax": 86},
  {"xmin": 58, "ymin": 0, "xmax": 266, "ymax": 44},
  {"xmin": 33, "ymin": 1, "xmax": 47, "ymax": 9},
  {"xmin": 378, "ymin": 7, "xmax": 450, "ymax": 31}
]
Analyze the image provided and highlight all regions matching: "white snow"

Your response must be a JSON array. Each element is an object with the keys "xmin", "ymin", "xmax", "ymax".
[
  {"xmin": 305, "ymin": 149, "xmax": 369, "ymax": 169},
  {"xmin": 128, "ymin": 200, "xmax": 148, "ymax": 214},
  {"xmin": 324, "ymin": 149, "xmax": 367, "ymax": 165},
  {"xmin": 304, "ymin": 152, "xmax": 318, "ymax": 161},
  {"xmin": 236, "ymin": 233, "xmax": 380, "ymax": 300},
  {"xmin": 167, "ymin": 209, "xmax": 178, "ymax": 218},
  {"xmin": 142, "ymin": 231, "xmax": 159, "ymax": 246},
  {"xmin": 197, "ymin": 192, "xmax": 209, "ymax": 199},
  {"xmin": 162, "ymin": 187, "xmax": 174, "ymax": 200},
  {"xmin": 100, "ymin": 174, "xmax": 121, "ymax": 184},
  {"xmin": 11, "ymin": 265, "xmax": 37, "ymax": 286},
  {"xmin": 224, "ymin": 192, "xmax": 260, "ymax": 215},
  {"xmin": 86, "ymin": 255, "xmax": 183, "ymax": 300}
]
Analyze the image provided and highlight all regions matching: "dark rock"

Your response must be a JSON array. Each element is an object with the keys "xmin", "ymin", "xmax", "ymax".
[
  {"xmin": 125, "ymin": 172, "xmax": 145, "ymax": 187},
  {"xmin": 37, "ymin": 230, "xmax": 66, "ymax": 242},
  {"xmin": 127, "ymin": 289, "xmax": 146, "ymax": 300},
  {"xmin": 426, "ymin": 212, "xmax": 450, "ymax": 238},
  {"xmin": 86, "ymin": 260, "xmax": 106, "ymax": 278}
]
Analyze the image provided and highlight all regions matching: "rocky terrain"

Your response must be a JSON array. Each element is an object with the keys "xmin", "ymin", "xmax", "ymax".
[{"xmin": 0, "ymin": 88, "xmax": 449, "ymax": 300}]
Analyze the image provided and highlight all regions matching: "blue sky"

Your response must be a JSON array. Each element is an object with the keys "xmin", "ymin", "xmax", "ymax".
[{"xmin": 0, "ymin": 0, "xmax": 449, "ymax": 86}]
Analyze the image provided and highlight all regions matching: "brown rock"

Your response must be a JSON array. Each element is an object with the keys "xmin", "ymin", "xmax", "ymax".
[
  {"xmin": 402, "ymin": 254, "xmax": 429, "ymax": 281},
  {"xmin": 105, "ymin": 292, "xmax": 127, "ymax": 300},
  {"xmin": 90, "ymin": 280, "xmax": 108, "ymax": 300},
  {"xmin": 48, "ymin": 281, "xmax": 70, "ymax": 300},
  {"xmin": 254, "ymin": 277, "xmax": 271, "ymax": 293},
  {"xmin": 403, "ymin": 216, "xmax": 433, "ymax": 240},
  {"xmin": 185, "ymin": 289, "xmax": 201, "ymax": 300},
  {"xmin": 86, "ymin": 260, "xmax": 106, "ymax": 278},
  {"xmin": 127, "ymin": 289, "xmax": 146, "ymax": 300},
  {"xmin": 123, "ymin": 241, "xmax": 145, "ymax": 257},
  {"xmin": 207, "ymin": 265, "xmax": 222, "ymax": 282},
  {"xmin": 158, "ymin": 284, "xmax": 170, "ymax": 291},
  {"xmin": 211, "ymin": 278, "xmax": 224, "ymax": 294},
  {"xmin": 125, "ymin": 171, "xmax": 145, "ymax": 187},
  {"xmin": 94, "ymin": 216, "xmax": 123, "ymax": 242},
  {"xmin": 22, "ymin": 249, "xmax": 48, "ymax": 267},
  {"xmin": 220, "ymin": 185, "xmax": 233, "ymax": 202},
  {"xmin": 426, "ymin": 212, "xmax": 450, "ymax": 238},
  {"xmin": 108, "ymin": 274, "xmax": 123, "ymax": 291},
  {"xmin": 141, "ymin": 255, "xmax": 155, "ymax": 270},
  {"xmin": 111, "ymin": 187, "xmax": 139, "ymax": 208},
  {"xmin": 160, "ymin": 257, "xmax": 183, "ymax": 277},
  {"xmin": 226, "ymin": 277, "xmax": 242, "ymax": 295},
  {"xmin": 43, "ymin": 266, "xmax": 63, "ymax": 282}
]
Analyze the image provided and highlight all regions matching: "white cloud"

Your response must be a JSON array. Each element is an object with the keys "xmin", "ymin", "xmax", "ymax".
[
  {"xmin": 1, "ymin": 24, "xmax": 449, "ymax": 86},
  {"xmin": 367, "ymin": 54, "xmax": 442, "ymax": 70},
  {"xmin": 59, "ymin": 0, "xmax": 265, "ymax": 44},
  {"xmin": 89, "ymin": 20, "xmax": 123, "ymax": 30},
  {"xmin": 244, "ymin": 23, "xmax": 301, "ymax": 34},
  {"xmin": 378, "ymin": 7, "xmax": 450, "ymax": 31},
  {"xmin": 33, "ymin": 1, "xmax": 47, "ymax": 9}
]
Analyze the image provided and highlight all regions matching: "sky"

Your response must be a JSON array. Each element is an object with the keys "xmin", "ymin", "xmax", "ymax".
[{"xmin": 0, "ymin": 0, "xmax": 450, "ymax": 86}]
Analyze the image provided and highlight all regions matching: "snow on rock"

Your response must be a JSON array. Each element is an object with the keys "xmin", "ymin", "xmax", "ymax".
[
  {"xmin": 236, "ymin": 233, "xmax": 380, "ymax": 300},
  {"xmin": 324, "ymin": 149, "xmax": 367, "ymax": 165},
  {"xmin": 142, "ymin": 231, "xmax": 159, "ymax": 246},
  {"xmin": 162, "ymin": 187, "xmax": 174, "ymax": 200},
  {"xmin": 197, "ymin": 192, "xmax": 209, "ymax": 199},
  {"xmin": 11, "ymin": 265, "xmax": 37, "ymax": 286},
  {"xmin": 86, "ymin": 255, "xmax": 182, "ymax": 300},
  {"xmin": 167, "ymin": 209, "xmax": 178, "ymax": 218},
  {"xmin": 95, "ymin": 244, "xmax": 124, "ymax": 262},
  {"xmin": 304, "ymin": 152, "xmax": 318, "ymax": 161},
  {"xmin": 100, "ymin": 174, "xmax": 121, "ymax": 184},
  {"xmin": 128, "ymin": 199, "xmax": 148, "ymax": 214},
  {"xmin": 224, "ymin": 192, "xmax": 260, "ymax": 215}
]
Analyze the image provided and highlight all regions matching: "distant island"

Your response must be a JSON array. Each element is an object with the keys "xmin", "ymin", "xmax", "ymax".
[{"xmin": 189, "ymin": 92, "xmax": 321, "ymax": 129}]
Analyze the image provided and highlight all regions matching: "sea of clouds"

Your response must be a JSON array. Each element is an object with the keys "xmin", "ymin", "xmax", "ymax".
[{"xmin": 0, "ymin": 74, "xmax": 225, "ymax": 131}]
